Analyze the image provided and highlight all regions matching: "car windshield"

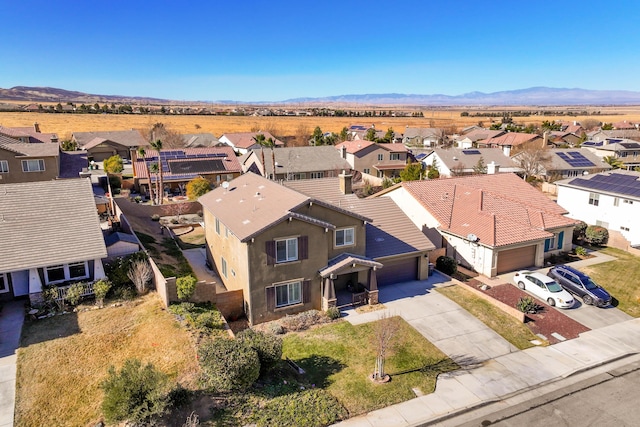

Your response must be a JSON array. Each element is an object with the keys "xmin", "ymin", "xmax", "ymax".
[
  {"xmin": 583, "ymin": 277, "xmax": 599, "ymax": 290},
  {"xmin": 546, "ymin": 280, "xmax": 563, "ymax": 292}
]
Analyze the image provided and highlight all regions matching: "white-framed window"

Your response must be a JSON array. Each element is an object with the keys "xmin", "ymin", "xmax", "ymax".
[
  {"xmin": 276, "ymin": 237, "xmax": 298, "ymax": 263},
  {"xmin": 390, "ymin": 153, "xmax": 401, "ymax": 161},
  {"xmin": 335, "ymin": 227, "xmax": 355, "ymax": 247},
  {"xmin": 68, "ymin": 261, "xmax": 88, "ymax": 280},
  {"xmin": 0, "ymin": 160, "xmax": 8, "ymax": 173},
  {"xmin": 377, "ymin": 170, "xmax": 384, "ymax": 178},
  {"xmin": 22, "ymin": 159, "xmax": 45, "ymax": 172},
  {"xmin": 45, "ymin": 261, "xmax": 89, "ymax": 284},
  {"xmin": 0, "ymin": 273, "xmax": 8, "ymax": 294},
  {"xmin": 225, "ymin": 226, "xmax": 230, "ymax": 238},
  {"xmin": 221, "ymin": 257, "xmax": 228, "ymax": 278},
  {"xmin": 275, "ymin": 281, "xmax": 302, "ymax": 308},
  {"xmin": 588, "ymin": 193, "xmax": 599, "ymax": 206},
  {"xmin": 288, "ymin": 172, "xmax": 306, "ymax": 180},
  {"xmin": 377, "ymin": 154, "xmax": 384, "ymax": 161},
  {"xmin": 363, "ymin": 168, "xmax": 370, "ymax": 174},
  {"xmin": 215, "ymin": 218, "xmax": 220, "ymax": 235},
  {"xmin": 45, "ymin": 265, "xmax": 66, "ymax": 284},
  {"xmin": 310, "ymin": 172, "xmax": 324, "ymax": 179}
]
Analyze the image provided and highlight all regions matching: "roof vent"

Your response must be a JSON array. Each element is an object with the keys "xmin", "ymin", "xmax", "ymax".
[
  {"xmin": 255, "ymin": 192, "xmax": 261, "ymax": 197},
  {"xmin": 467, "ymin": 233, "xmax": 479, "ymax": 242}
]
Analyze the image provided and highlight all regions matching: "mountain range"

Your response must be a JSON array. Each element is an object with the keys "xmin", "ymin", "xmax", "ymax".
[{"xmin": 2, "ymin": 86, "xmax": 640, "ymax": 106}]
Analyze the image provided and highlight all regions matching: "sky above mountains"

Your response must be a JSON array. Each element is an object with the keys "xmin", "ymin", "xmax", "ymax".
[{"xmin": 2, "ymin": 0, "xmax": 640, "ymax": 102}]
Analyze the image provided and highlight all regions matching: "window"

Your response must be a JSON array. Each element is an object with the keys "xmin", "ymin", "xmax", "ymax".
[
  {"xmin": 0, "ymin": 273, "xmax": 8, "ymax": 293},
  {"xmin": 363, "ymin": 168, "xmax": 370, "ymax": 174},
  {"xmin": 288, "ymin": 172, "xmax": 306, "ymax": 180},
  {"xmin": 621, "ymin": 226, "xmax": 630, "ymax": 232},
  {"xmin": 0, "ymin": 160, "xmax": 8, "ymax": 173},
  {"xmin": 68, "ymin": 261, "xmax": 88, "ymax": 280},
  {"xmin": 225, "ymin": 226, "xmax": 230, "ymax": 237},
  {"xmin": 310, "ymin": 172, "xmax": 324, "ymax": 179},
  {"xmin": 335, "ymin": 228, "xmax": 354, "ymax": 247},
  {"xmin": 624, "ymin": 199, "xmax": 634, "ymax": 204},
  {"xmin": 221, "ymin": 257, "xmax": 228, "ymax": 278},
  {"xmin": 390, "ymin": 153, "xmax": 401, "ymax": 161},
  {"xmin": 276, "ymin": 238, "xmax": 298, "ymax": 263},
  {"xmin": 377, "ymin": 154, "xmax": 383, "ymax": 161},
  {"xmin": 588, "ymin": 193, "xmax": 599, "ymax": 206},
  {"xmin": 215, "ymin": 218, "xmax": 220, "ymax": 235},
  {"xmin": 275, "ymin": 281, "xmax": 302, "ymax": 307},
  {"xmin": 22, "ymin": 159, "xmax": 45, "ymax": 172},
  {"xmin": 377, "ymin": 170, "xmax": 384, "ymax": 178},
  {"xmin": 45, "ymin": 265, "xmax": 66, "ymax": 284},
  {"xmin": 544, "ymin": 236, "xmax": 556, "ymax": 253}
]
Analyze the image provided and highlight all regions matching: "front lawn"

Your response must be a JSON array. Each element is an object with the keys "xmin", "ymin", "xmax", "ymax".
[{"xmin": 582, "ymin": 247, "xmax": 640, "ymax": 317}]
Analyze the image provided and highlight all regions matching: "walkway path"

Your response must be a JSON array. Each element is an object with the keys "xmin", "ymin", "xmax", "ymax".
[{"xmin": 0, "ymin": 301, "xmax": 25, "ymax": 427}]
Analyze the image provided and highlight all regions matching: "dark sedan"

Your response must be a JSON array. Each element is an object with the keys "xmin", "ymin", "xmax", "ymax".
[{"xmin": 547, "ymin": 264, "xmax": 612, "ymax": 307}]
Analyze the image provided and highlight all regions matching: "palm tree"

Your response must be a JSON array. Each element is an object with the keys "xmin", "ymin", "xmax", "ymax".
[
  {"xmin": 137, "ymin": 147, "xmax": 154, "ymax": 204},
  {"xmin": 149, "ymin": 162, "xmax": 160, "ymax": 204},
  {"xmin": 150, "ymin": 139, "xmax": 164, "ymax": 204},
  {"xmin": 266, "ymin": 137, "xmax": 277, "ymax": 180},
  {"xmin": 252, "ymin": 133, "xmax": 267, "ymax": 177},
  {"xmin": 604, "ymin": 155, "xmax": 624, "ymax": 169}
]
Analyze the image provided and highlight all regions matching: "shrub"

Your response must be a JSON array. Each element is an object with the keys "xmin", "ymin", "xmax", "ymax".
[
  {"xmin": 104, "ymin": 252, "xmax": 149, "ymax": 290},
  {"xmin": 436, "ymin": 256, "xmax": 457, "ymax": 276},
  {"xmin": 65, "ymin": 282, "xmax": 85, "ymax": 306},
  {"xmin": 198, "ymin": 338, "xmax": 260, "ymax": 392},
  {"xmin": 176, "ymin": 275, "xmax": 197, "ymax": 301},
  {"xmin": 575, "ymin": 246, "xmax": 587, "ymax": 256},
  {"xmin": 186, "ymin": 176, "xmax": 212, "ymax": 200},
  {"xmin": 516, "ymin": 296, "xmax": 540, "ymax": 314},
  {"xmin": 325, "ymin": 306, "xmax": 341, "ymax": 320},
  {"xmin": 268, "ymin": 323, "xmax": 285, "ymax": 335},
  {"xmin": 238, "ymin": 329, "xmax": 283, "ymax": 374},
  {"xmin": 151, "ymin": 214, "xmax": 161, "ymax": 221},
  {"xmin": 585, "ymin": 225, "xmax": 609, "ymax": 246},
  {"xmin": 573, "ymin": 221, "xmax": 588, "ymax": 242},
  {"xmin": 93, "ymin": 279, "xmax": 112, "ymax": 307},
  {"xmin": 100, "ymin": 358, "xmax": 169, "ymax": 425},
  {"xmin": 169, "ymin": 302, "xmax": 224, "ymax": 331},
  {"xmin": 280, "ymin": 310, "xmax": 324, "ymax": 332}
]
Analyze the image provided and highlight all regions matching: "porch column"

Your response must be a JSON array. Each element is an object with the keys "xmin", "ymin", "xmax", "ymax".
[
  {"xmin": 94, "ymin": 258, "xmax": 106, "ymax": 280},
  {"xmin": 368, "ymin": 268, "xmax": 379, "ymax": 305},
  {"xmin": 322, "ymin": 277, "xmax": 337, "ymax": 311}
]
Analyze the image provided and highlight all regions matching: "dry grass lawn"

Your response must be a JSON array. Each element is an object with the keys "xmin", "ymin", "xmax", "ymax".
[{"xmin": 15, "ymin": 293, "xmax": 200, "ymax": 427}]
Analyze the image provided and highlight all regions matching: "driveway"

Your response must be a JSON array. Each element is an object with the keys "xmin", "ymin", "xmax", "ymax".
[
  {"xmin": 343, "ymin": 272, "xmax": 518, "ymax": 366},
  {"xmin": 0, "ymin": 301, "xmax": 25, "ymax": 427}
]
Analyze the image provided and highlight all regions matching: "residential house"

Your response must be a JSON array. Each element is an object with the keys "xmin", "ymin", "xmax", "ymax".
[
  {"xmin": 545, "ymin": 131, "xmax": 581, "ymax": 147},
  {"xmin": 72, "ymin": 130, "xmax": 147, "ymax": 161},
  {"xmin": 582, "ymin": 138, "xmax": 640, "ymax": 170},
  {"xmin": 0, "ymin": 135, "xmax": 60, "ymax": 183},
  {"xmin": 422, "ymin": 147, "xmax": 523, "ymax": 177},
  {"xmin": 182, "ymin": 133, "xmax": 223, "ymax": 148},
  {"xmin": 218, "ymin": 131, "xmax": 284, "ymax": 155},
  {"xmin": 612, "ymin": 120, "xmax": 638, "ymax": 130},
  {"xmin": 0, "ymin": 179, "xmax": 107, "ymax": 302},
  {"xmin": 335, "ymin": 140, "xmax": 409, "ymax": 184},
  {"xmin": 199, "ymin": 172, "xmax": 374, "ymax": 325},
  {"xmin": 346, "ymin": 124, "xmax": 373, "ymax": 141},
  {"xmin": 132, "ymin": 146, "xmax": 242, "ymax": 197},
  {"xmin": 587, "ymin": 129, "xmax": 640, "ymax": 143},
  {"xmin": 375, "ymin": 173, "xmax": 577, "ymax": 277},
  {"xmin": 556, "ymin": 170, "xmax": 640, "ymax": 247},
  {"xmin": 240, "ymin": 146, "xmax": 352, "ymax": 181},
  {"xmin": 511, "ymin": 148, "xmax": 610, "ymax": 181},
  {"xmin": 402, "ymin": 127, "xmax": 446, "ymax": 147},
  {"xmin": 476, "ymin": 132, "xmax": 543, "ymax": 156},
  {"xmin": 0, "ymin": 123, "xmax": 58, "ymax": 144},
  {"xmin": 455, "ymin": 128, "xmax": 505, "ymax": 149}
]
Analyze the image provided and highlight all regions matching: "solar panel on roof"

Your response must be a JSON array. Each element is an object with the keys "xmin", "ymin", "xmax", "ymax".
[
  {"xmin": 556, "ymin": 151, "xmax": 595, "ymax": 168},
  {"xmin": 462, "ymin": 149, "xmax": 481, "ymax": 155}
]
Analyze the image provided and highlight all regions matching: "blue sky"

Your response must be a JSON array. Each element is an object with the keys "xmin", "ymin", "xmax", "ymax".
[{"xmin": 2, "ymin": 0, "xmax": 640, "ymax": 102}]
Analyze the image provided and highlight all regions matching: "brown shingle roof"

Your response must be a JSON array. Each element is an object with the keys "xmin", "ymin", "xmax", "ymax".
[
  {"xmin": 73, "ymin": 130, "xmax": 146, "ymax": 148},
  {"xmin": 0, "ymin": 137, "xmax": 59, "ymax": 157}
]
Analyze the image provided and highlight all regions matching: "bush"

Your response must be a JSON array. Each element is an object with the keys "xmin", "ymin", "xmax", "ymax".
[
  {"xmin": 176, "ymin": 275, "xmax": 197, "ymax": 301},
  {"xmin": 151, "ymin": 214, "xmax": 161, "ymax": 221},
  {"xmin": 169, "ymin": 302, "xmax": 225, "ymax": 331},
  {"xmin": 325, "ymin": 306, "xmax": 341, "ymax": 320},
  {"xmin": 104, "ymin": 252, "xmax": 149, "ymax": 291},
  {"xmin": 280, "ymin": 310, "xmax": 324, "ymax": 332},
  {"xmin": 238, "ymin": 329, "xmax": 283, "ymax": 374},
  {"xmin": 268, "ymin": 323, "xmax": 285, "ymax": 335},
  {"xmin": 198, "ymin": 338, "xmax": 260, "ymax": 392},
  {"xmin": 100, "ymin": 358, "xmax": 169, "ymax": 425},
  {"xmin": 93, "ymin": 279, "xmax": 112, "ymax": 307},
  {"xmin": 516, "ymin": 296, "xmax": 540, "ymax": 314},
  {"xmin": 65, "ymin": 282, "xmax": 85, "ymax": 306},
  {"xmin": 573, "ymin": 221, "xmax": 588, "ymax": 242},
  {"xmin": 575, "ymin": 246, "xmax": 587, "ymax": 256},
  {"xmin": 585, "ymin": 225, "xmax": 609, "ymax": 246},
  {"xmin": 436, "ymin": 256, "xmax": 457, "ymax": 276},
  {"xmin": 249, "ymin": 389, "xmax": 348, "ymax": 427}
]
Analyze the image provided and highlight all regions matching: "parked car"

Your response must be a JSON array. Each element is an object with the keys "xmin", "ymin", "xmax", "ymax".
[
  {"xmin": 513, "ymin": 270, "xmax": 575, "ymax": 308},
  {"xmin": 547, "ymin": 265, "xmax": 612, "ymax": 307}
]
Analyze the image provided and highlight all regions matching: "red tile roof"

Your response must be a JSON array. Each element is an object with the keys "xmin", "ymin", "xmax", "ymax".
[
  {"xmin": 133, "ymin": 146, "xmax": 241, "ymax": 180},
  {"xmin": 401, "ymin": 174, "xmax": 576, "ymax": 247},
  {"xmin": 334, "ymin": 139, "xmax": 376, "ymax": 154},
  {"xmin": 477, "ymin": 132, "xmax": 540, "ymax": 147}
]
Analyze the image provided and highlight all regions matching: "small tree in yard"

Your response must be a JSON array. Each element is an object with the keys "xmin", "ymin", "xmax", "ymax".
[
  {"xmin": 436, "ymin": 256, "xmax": 457, "ymax": 276},
  {"xmin": 198, "ymin": 338, "xmax": 260, "ymax": 392},
  {"xmin": 585, "ymin": 225, "xmax": 609, "ymax": 246},
  {"xmin": 176, "ymin": 275, "xmax": 197, "ymax": 301},
  {"xmin": 186, "ymin": 176, "xmax": 211, "ymax": 200},
  {"xmin": 163, "ymin": 202, "xmax": 190, "ymax": 222},
  {"xmin": 100, "ymin": 358, "xmax": 170, "ymax": 425},
  {"xmin": 93, "ymin": 279, "xmax": 112, "ymax": 307},
  {"xmin": 128, "ymin": 259, "xmax": 153, "ymax": 295},
  {"xmin": 371, "ymin": 313, "xmax": 399, "ymax": 382}
]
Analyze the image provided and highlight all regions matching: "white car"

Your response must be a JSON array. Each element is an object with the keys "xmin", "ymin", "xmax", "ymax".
[{"xmin": 513, "ymin": 270, "xmax": 575, "ymax": 309}]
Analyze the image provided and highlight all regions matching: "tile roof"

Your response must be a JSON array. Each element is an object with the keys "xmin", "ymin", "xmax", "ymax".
[
  {"xmin": 248, "ymin": 145, "xmax": 351, "ymax": 175},
  {"xmin": 220, "ymin": 131, "xmax": 284, "ymax": 150},
  {"xmin": 319, "ymin": 253, "xmax": 383, "ymax": 278},
  {"xmin": 73, "ymin": 130, "xmax": 146, "ymax": 148},
  {"xmin": 334, "ymin": 139, "xmax": 376, "ymax": 154},
  {"xmin": 134, "ymin": 146, "xmax": 241, "ymax": 181},
  {"xmin": 0, "ymin": 179, "xmax": 107, "ymax": 272},
  {"xmin": 183, "ymin": 133, "xmax": 221, "ymax": 148},
  {"xmin": 378, "ymin": 142, "xmax": 409, "ymax": 153},
  {"xmin": 0, "ymin": 136, "xmax": 60, "ymax": 157},
  {"xmin": 459, "ymin": 129, "xmax": 505, "ymax": 142},
  {"xmin": 403, "ymin": 127, "xmax": 444, "ymax": 138},
  {"xmin": 0, "ymin": 125, "xmax": 58, "ymax": 143},
  {"xmin": 398, "ymin": 174, "xmax": 575, "ymax": 247},
  {"xmin": 542, "ymin": 148, "xmax": 610, "ymax": 171},
  {"xmin": 478, "ymin": 132, "xmax": 540, "ymax": 147}
]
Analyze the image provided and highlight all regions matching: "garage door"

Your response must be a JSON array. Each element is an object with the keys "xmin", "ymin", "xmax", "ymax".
[
  {"xmin": 496, "ymin": 245, "xmax": 536, "ymax": 274},
  {"xmin": 377, "ymin": 257, "xmax": 419, "ymax": 286}
]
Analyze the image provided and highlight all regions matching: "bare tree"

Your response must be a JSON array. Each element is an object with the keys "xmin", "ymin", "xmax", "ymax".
[
  {"xmin": 163, "ymin": 201, "xmax": 190, "ymax": 222},
  {"xmin": 371, "ymin": 313, "xmax": 400, "ymax": 382},
  {"xmin": 128, "ymin": 259, "xmax": 153, "ymax": 295},
  {"xmin": 580, "ymin": 119, "xmax": 601, "ymax": 131},
  {"xmin": 517, "ymin": 145, "xmax": 551, "ymax": 181}
]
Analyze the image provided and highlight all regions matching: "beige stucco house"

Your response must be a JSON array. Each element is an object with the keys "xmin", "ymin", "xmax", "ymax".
[{"xmin": 335, "ymin": 140, "xmax": 409, "ymax": 185}]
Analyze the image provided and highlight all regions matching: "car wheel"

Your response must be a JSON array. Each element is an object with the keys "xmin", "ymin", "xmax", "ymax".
[
  {"xmin": 518, "ymin": 281, "xmax": 525, "ymax": 290},
  {"xmin": 547, "ymin": 298, "xmax": 556, "ymax": 307},
  {"xmin": 582, "ymin": 295, "xmax": 593, "ymax": 305}
]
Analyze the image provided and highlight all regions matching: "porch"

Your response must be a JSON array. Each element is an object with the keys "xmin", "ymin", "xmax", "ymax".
[{"xmin": 319, "ymin": 253, "xmax": 383, "ymax": 311}]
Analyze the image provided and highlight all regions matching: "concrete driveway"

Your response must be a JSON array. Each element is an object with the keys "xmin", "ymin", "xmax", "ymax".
[
  {"xmin": 0, "ymin": 301, "xmax": 25, "ymax": 427},
  {"xmin": 343, "ymin": 272, "xmax": 518, "ymax": 366}
]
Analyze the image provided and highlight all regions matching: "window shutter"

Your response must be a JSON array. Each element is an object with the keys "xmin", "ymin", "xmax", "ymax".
[
  {"xmin": 299, "ymin": 236, "xmax": 308, "ymax": 260},
  {"xmin": 544, "ymin": 238, "xmax": 550, "ymax": 252},
  {"xmin": 266, "ymin": 241, "xmax": 276, "ymax": 265},
  {"xmin": 266, "ymin": 287, "xmax": 275, "ymax": 311},
  {"xmin": 302, "ymin": 280, "xmax": 311, "ymax": 304},
  {"xmin": 557, "ymin": 231, "xmax": 564, "ymax": 250}
]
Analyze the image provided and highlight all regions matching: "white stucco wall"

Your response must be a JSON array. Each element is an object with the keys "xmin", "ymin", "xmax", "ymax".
[
  {"xmin": 423, "ymin": 153, "xmax": 452, "ymax": 177},
  {"xmin": 442, "ymin": 233, "xmax": 495, "ymax": 276}
]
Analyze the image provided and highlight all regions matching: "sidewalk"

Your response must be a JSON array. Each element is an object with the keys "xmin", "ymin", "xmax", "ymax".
[{"xmin": 0, "ymin": 301, "xmax": 25, "ymax": 427}]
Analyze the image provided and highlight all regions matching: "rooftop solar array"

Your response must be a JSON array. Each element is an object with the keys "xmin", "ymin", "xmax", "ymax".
[
  {"xmin": 462, "ymin": 149, "xmax": 481, "ymax": 155},
  {"xmin": 620, "ymin": 142, "xmax": 640, "ymax": 149},
  {"xmin": 582, "ymin": 141, "xmax": 603, "ymax": 147},
  {"xmin": 568, "ymin": 173, "xmax": 640, "ymax": 197},
  {"xmin": 556, "ymin": 151, "xmax": 595, "ymax": 167},
  {"xmin": 155, "ymin": 150, "xmax": 228, "ymax": 173}
]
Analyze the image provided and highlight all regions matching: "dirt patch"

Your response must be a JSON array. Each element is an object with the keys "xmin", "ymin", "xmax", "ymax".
[{"xmin": 462, "ymin": 280, "xmax": 590, "ymax": 344}]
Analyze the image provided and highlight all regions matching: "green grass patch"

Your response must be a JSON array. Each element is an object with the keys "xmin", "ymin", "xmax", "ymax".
[
  {"xmin": 583, "ymin": 247, "xmax": 640, "ymax": 317},
  {"xmin": 135, "ymin": 231, "xmax": 156, "ymax": 246},
  {"xmin": 282, "ymin": 317, "xmax": 456, "ymax": 417},
  {"xmin": 437, "ymin": 284, "xmax": 546, "ymax": 349}
]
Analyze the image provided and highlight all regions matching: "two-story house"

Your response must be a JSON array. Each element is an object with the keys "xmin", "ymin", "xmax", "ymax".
[
  {"xmin": 0, "ymin": 136, "xmax": 60, "ymax": 183},
  {"xmin": 335, "ymin": 140, "xmax": 409, "ymax": 184},
  {"xmin": 0, "ymin": 123, "xmax": 58, "ymax": 144},
  {"xmin": 582, "ymin": 138, "xmax": 640, "ymax": 170}
]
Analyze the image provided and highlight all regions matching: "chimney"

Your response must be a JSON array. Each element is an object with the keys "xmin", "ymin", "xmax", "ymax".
[
  {"xmin": 33, "ymin": 122, "xmax": 40, "ymax": 133},
  {"xmin": 340, "ymin": 145, "xmax": 347, "ymax": 159},
  {"xmin": 543, "ymin": 131, "xmax": 549, "ymax": 147},
  {"xmin": 339, "ymin": 170, "xmax": 353, "ymax": 195},
  {"xmin": 503, "ymin": 145, "xmax": 511, "ymax": 156},
  {"xmin": 487, "ymin": 161, "xmax": 500, "ymax": 174}
]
